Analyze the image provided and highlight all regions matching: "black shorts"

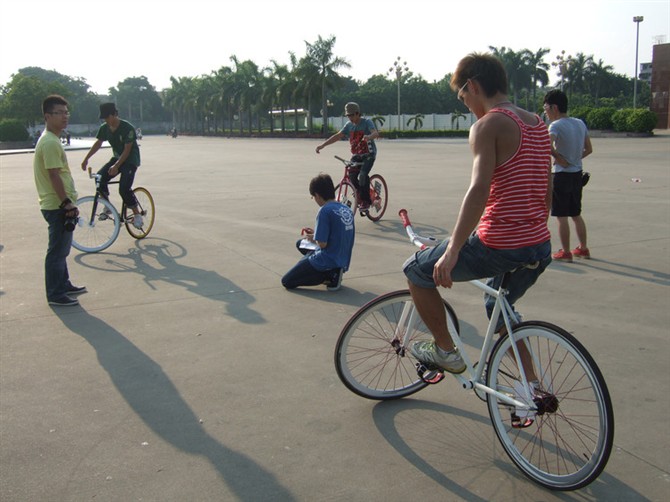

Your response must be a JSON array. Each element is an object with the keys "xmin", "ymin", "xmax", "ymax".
[{"xmin": 551, "ymin": 171, "xmax": 583, "ymax": 217}]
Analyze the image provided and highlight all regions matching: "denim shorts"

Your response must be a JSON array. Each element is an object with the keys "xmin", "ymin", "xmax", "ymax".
[{"xmin": 403, "ymin": 233, "xmax": 551, "ymax": 328}]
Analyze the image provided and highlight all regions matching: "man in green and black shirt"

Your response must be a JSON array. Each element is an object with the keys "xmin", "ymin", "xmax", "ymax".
[{"xmin": 81, "ymin": 102, "xmax": 143, "ymax": 228}]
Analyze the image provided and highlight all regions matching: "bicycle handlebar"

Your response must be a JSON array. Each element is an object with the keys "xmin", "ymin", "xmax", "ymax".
[
  {"xmin": 334, "ymin": 155, "xmax": 366, "ymax": 168},
  {"xmin": 399, "ymin": 209, "xmax": 439, "ymax": 249}
]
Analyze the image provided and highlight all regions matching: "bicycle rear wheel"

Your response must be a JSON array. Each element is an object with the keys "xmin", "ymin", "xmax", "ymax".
[
  {"xmin": 366, "ymin": 174, "xmax": 388, "ymax": 222},
  {"xmin": 486, "ymin": 321, "xmax": 614, "ymax": 490},
  {"xmin": 123, "ymin": 187, "xmax": 155, "ymax": 239},
  {"xmin": 334, "ymin": 180, "xmax": 358, "ymax": 214},
  {"xmin": 335, "ymin": 290, "xmax": 459, "ymax": 400},
  {"xmin": 72, "ymin": 196, "xmax": 120, "ymax": 253}
]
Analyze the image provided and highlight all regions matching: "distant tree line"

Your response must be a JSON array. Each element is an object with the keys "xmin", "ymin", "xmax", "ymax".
[{"xmin": 0, "ymin": 37, "xmax": 651, "ymax": 138}]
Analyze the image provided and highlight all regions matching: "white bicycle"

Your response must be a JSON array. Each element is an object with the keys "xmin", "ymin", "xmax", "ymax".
[{"xmin": 334, "ymin": 209, "xmax": 614, "ymax": 490}]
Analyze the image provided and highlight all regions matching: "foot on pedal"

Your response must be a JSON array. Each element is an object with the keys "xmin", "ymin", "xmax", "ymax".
[{"xmin": 416, "ymin": 362, "xmax": 445, "ymax": 384}]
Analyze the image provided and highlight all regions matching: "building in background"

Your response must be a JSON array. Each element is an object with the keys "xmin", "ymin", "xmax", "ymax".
[{"xmin": 650, "ymin": 43, "xmax": 670, "ymax": 129}]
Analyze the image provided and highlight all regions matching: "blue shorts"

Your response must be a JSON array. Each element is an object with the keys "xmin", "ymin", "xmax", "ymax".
[{"xmin": 403, "ymin": 234, "xmax": 551, "ymax": 328}]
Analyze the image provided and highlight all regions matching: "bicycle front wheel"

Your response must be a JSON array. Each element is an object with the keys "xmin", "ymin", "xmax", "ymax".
[
  {"xmin": 366, "ymin": 174, "xmax": 388, "ymax": 222},
  {"xmin": 72, "ymin": 196, "xmax": 121, "ymax": 253},
  {"xmin": 335, "ymin": 290, "xmax": 460, "ymax": 400},
  {"xmin": 334, "ymin": 180, "xmax": 358, "ymax": 214},
  {"xmin": 486, "ymin": 321, "xmax": 614, "ymax": 490},
  {"xmin": 123, "ymin": 187, "xmax": 155, "ymax": 239}
]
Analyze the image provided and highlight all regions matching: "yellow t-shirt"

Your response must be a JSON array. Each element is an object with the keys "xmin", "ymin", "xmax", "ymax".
[{"xmin": 33, "ymin": 131, "xmax": 77, "ymax": 210}]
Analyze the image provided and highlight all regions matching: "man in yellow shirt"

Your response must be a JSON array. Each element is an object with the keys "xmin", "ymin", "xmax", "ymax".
[{"xmin": 33, "ymin": 95, "xmax": 85, "ymax": 306}]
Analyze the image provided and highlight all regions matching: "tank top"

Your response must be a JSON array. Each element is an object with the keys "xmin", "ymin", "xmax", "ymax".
[{"xmin": 476, "ymin": 108, "xmax": 551, "ymax": 249}]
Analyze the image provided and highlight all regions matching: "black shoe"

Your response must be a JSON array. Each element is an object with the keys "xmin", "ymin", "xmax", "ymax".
[
  {"xmin": 327, "ymin": 269, "xmax": 343, "ymax": 291},
  {"xmin": 66, "ymin": 285, "xmax": 87, "ymax": 295},
  {"xmin": 48, "ymin": 295, "xmax": 79, "ymax": 306}
]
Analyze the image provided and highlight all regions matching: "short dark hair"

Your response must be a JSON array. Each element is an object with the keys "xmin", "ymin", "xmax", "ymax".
[
  {"xmin": 42, "ymin": 95, "xmax": 68, "ymax": 115},
  {"xmin": 544, "ymin": 89, "xmax": 569, "ymax": 113},
  {"xmin": 309, "ymin": 173, "xmax": 336, "ymax": 200},
  {"xmin": 451, "ymin": 53, "xmax": 508, "ymax": 98}
]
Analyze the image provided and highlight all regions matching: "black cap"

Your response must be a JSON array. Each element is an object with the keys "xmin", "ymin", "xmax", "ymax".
[{"xmin": 99, "ymin": 102, "xmax": 118, "ymax": 119}]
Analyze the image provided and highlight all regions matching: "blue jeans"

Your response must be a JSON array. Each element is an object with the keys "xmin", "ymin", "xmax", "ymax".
[
  {"xmin": 281, "ymin": 240, "xmax": 338, "ymax": 289},
  {"xmin": 98, "ymin": 160, "xmax": 138, "ymax": 208},
  {"xmin": 42, "ymin": 209, "xmax": 74, "ymax": 301},
  {"xmin": 403, "ymin": 234, "xmax": 551, "ymax": 329}
]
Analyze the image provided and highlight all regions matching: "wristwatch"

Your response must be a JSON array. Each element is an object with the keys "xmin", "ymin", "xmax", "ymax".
[{"xmin": 59, "ymin": 198, "xmax": 72, "ymax": 209}]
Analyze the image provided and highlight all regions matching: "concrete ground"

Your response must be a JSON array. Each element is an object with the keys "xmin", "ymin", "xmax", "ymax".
[{"xmin": 1, "ymin": 133, "xmax": 669, "ymax": 501}]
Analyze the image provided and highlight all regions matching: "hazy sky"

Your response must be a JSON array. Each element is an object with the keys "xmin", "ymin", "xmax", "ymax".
[{"xmin": 1, "ymin": 0, "xmax": 668, "ymax": 95}]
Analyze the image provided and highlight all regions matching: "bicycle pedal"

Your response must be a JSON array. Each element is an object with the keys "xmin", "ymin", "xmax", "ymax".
[{"xmin": 416, "ymin": 363, "xmax": 445, "ymax": 384}]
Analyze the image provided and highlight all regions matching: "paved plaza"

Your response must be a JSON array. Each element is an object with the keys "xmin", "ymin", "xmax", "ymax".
[{"xmin": 1, "ymin": 133, "xmax": 669, "ymax": 501}]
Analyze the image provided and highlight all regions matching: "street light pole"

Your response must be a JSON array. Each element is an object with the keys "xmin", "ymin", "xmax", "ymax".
[
  {"xmin": 633, "ymin": 15, "xmax": 644, "ymax": 109},
  {"xmin": 388, "ymin": 57, "xmax": 409, "ymax": 130}
]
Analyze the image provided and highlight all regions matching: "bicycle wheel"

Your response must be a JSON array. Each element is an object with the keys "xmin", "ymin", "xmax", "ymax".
[
  {"xmin": 123, "ymin": 187, "xmax": 155, "ymax": 239},
  {"xmin": 486, "ymin": 321, "xmax": 614, "ymax": 490},
  {"xmin": 72, "ymin": 196, "xmax": 121, "ymax": 253},
  {"xmin": 366, "ymin": 174, "xmax": 388, "ymax": 222},
  {"xmin": 334, "ymin": 180, "xmax": 358, "ymax": 213},
  {"xmin": 335, "ymin": 290, "xmax": 460, "ymax": 400}
]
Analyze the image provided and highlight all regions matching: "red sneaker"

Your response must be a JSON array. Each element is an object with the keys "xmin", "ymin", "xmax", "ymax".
[
  {"xmin": 572, "ymin": 245, "xmax": 591, "ymax": 259},
  {"xmin": 552, "ymin": 249, "xmax": 573, "ymax": 262}
]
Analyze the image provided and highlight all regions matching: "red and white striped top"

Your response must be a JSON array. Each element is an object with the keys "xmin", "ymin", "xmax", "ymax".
[{"xmin": 476, "ymin": 108, "xmax": 551, "ymax": 249}]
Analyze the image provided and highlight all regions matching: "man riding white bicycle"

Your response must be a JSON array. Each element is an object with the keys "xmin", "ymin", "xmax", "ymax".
[
  {"xmin": 403, "ymin": 53, "xmax": 553, "ymax": 399},
  {"xmin": 315, "ymin": 102, "xmax": 379, "ymax": 211}
]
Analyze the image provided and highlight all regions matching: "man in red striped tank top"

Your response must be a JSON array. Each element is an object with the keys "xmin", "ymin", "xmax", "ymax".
[{"xmin": 403, "ymin": 53, "xmax": 553, "ymax": 374}]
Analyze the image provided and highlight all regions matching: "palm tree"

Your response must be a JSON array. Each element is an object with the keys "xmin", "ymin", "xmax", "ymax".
[
  {"xmin": 407, "ymin": 113, "xmax": 424, "ymax": 131},
  {"xmin": 567, "ymin": 52, "xmax": 594, "ymax": 98},
  {"xmin": 588, "ymin": 58, "xmax": 614, "ymax": 106},
  {"xmin": 303, "ymin": 35, "xmax": 351, "ymax": 135},
  {"xmin": 371, "ymin": 115, "xmax": 385, "ymax": 129},
  {"xmin": 270, "ymin": 60, "xmax": 291, "ymax": 132},
  {"xmin": 488, "ymin": 46, "xmax": 531, "ymax": 105},
  {"xmin": 451, "ymin": 110, "xmax": 465, "ymax": 130},
  {"xmin": 523, "ymin": 48, "xmax": 550, "ymax": 109}
]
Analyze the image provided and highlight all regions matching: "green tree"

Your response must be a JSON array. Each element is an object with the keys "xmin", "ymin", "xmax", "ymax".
[
  {"xmin": 407, "ymin": 113, "xmax": 424, "ymax": 130},
  {"xmin": 303, "ymin": 35, "xmax": 350, "ymax": 135},
  {"xmin": 109, "ymin": 76, "xmax": 164, "ymax": 125},
  {"xmin": 523, "ymin": 48, "xmax": 550, "ymax": 110}
]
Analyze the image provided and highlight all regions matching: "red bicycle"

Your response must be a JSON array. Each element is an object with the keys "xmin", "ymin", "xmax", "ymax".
[{"xmin": 333, "ymin": 155, "xmax": 388, "ymax": 222}]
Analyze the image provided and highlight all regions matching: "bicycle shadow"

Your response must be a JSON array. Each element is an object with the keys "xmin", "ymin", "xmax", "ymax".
[
  {"xmin": 371, "ymin": 398, "xmax": 649, "ymax": 501},
  {"xmin": 53, "ymin": 308, "xmax": 295, "ymax": 500},
  {"xmin": 74, "ymin": 238, "xmax": 265, "ymax": 324}
]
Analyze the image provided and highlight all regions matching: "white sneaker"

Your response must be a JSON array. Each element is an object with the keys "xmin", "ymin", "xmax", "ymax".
[{"xmin": 132, "ymin": 213, "xmax": 143, "ymax": 229}]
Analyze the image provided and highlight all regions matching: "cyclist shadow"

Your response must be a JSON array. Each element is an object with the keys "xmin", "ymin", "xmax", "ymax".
[
  {"xmin": 53, "ymin": 309, "xmax": 295, "ymax": 500},
  {"xmin": 357, "ymin": 218, "xmax": 448, "ymax": 246},
  {"xmin": 372, "ymin": 398, "xmax": 648, "ymax": 500},
  {"xmin": 74, "ymin": 238, "xmax": 265, "ymax": 324}
]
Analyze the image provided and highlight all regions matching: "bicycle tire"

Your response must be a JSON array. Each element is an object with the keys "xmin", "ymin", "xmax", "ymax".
[
  {"xmin": 486, "ymin": 321, "xmax": 614, "ymax": 490},
  {"xmin": 335, "ymin": 290, "xmax": 460, "ymax": 400},
  {"xmin": 72, "ymin": 196, "xmax": 121, "ymax": 253},
  {"xmin": 123, "ymin": 187, "xmax": 155, "ymax": 239},
  {"xmin": 334, "ymin": 180, "xmax": 358, "ymax": 214},
  {"xmin": 366, "ymin": 174, "xmax": 388, "ymax": 222}
]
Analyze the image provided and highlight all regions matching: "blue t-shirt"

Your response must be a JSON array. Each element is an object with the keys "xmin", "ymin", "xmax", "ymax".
[
  {"xmin": 308, "ymin": 201, "xmax": 355, "ymax": 271},
  {"xmin": 340, "ymin": 118, "xmax": 377, "ymax": 157}
]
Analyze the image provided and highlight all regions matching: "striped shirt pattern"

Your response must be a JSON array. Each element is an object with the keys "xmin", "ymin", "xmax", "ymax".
[{"xmin": 477, "ymin": 108, "xmax": 551, "ymax": 249}]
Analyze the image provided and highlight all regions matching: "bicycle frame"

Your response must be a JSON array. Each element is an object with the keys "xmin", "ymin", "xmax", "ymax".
[
  {"xmin": 399, "ymin": 209, "xmax": 537, "ymax": 411},
  {"xmin": 334, "ymin": 155, "xmax": 364, "ymax": 199},
  {"xmin": 85, "ymin": 167, "xmax": 126, "ymax": 222}
]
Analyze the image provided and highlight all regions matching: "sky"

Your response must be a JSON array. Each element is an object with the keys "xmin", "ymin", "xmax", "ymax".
[{"xmin": 1, "ymin": 0, "xmax": 669, "ymax": 95}]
